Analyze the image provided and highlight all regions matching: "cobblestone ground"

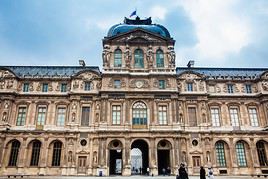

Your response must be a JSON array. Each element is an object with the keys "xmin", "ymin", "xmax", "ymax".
[{"xmin": 0, "ymin": 175, "xmax": 260, "ymax": 179}]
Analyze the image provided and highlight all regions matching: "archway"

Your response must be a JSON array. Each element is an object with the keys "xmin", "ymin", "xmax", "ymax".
[
  {"xmin": 157, "ymin": 140, "xmax": 171, "ymax": 175},
  {"xmin": 109, "ymin": 140, "xmax": 123, "ymax": 175},
  {"xmin": 131, "ymin": 139, "xmax": 149, "ymax": 175}
]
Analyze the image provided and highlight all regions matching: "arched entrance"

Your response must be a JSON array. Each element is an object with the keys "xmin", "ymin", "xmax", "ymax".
[
  {"xmin": 157, "ymin": 140, "xmax": 171, "ymax": 175},
  {"xmin": 131, "ymin": 139, "xmax": 149, "ymax": 175},
  {"xmin": 109, "ymin": 140, "xmax": 123, "ymax": 175}
]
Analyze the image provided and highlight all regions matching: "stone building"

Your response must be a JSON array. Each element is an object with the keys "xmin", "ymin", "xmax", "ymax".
[{"xmin": 0, "ymin": 16, "xmax": 268, "ymax": 176}]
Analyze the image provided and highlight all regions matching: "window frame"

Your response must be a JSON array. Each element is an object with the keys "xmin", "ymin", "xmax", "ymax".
[
  {"xmin": 81, "ymin": 106, "xmax": 90, "ymax": 126},
  {"xmin": 210, "ymin": 107, "xmax": 221, "ymax": 127},
  {"xmin": 245, "ymin": 84, "xmax": 252, "ymax": 94},
  {"xmin": 30, "ymin": 140, "xmax": 41, "ymax": 166},
  {"xmin": 134, "ymin": 49, "xmax": 144, "ymax": 68},
  {"xmin": 248, "ymin": 107, "xmax": 259, "ymax": 127},
  {"xmin": 56, "ymin": 106, "xmax": 67, "ymax": 126},
  {"xmin": 114, "ymin": 80, "xmax": 121, "ymax": 89},
  {"xmin": 23, "ymin": 83, "xmax": 29, "ymax": 92},
  {"xmin": 42, "ymin": 83, "xmax": 48, "ymax": 92},
  {"xmin": 36, "ymin": 106, "xmax": 47, "ymax": 126},
  {"xmin": 215, "ymin": 141, "xmax": 227, "ymax": 167},
  {"xmin": 132, "ymin": 101, "xmax": 147, "ymax": 127},
  {"xmin": 16, "ymin": 106, "xmax": 27, "ymax": 126},
  {"xmin": 84, "ymin": 81, "xmax": 92, "ymax": 91},
  {"xmin": 112, "ymin": 105, "xmax": 121, "ymax": 125},
  {"xmin": 188, "ymin": 106, "xmax": 197, "ymax": 127},
  {"xmin": 114, "ymin": 49, "xmax": 122, "ymax": 67},
  {"xmin": 229, "ymin": 107, "xmax": 240, "ymax": 127},
  {"xmin": 158, "ymin": 105, "xmax": 168, "ymax": 125},
  {"xmin": 60, "ymin": 83, "xmax": 67, "ymax": 92},
  {"xmin": 227, "ymin": 84, "xmax": 234, "ymax": 93},
  {"xmin": 156, "ymin": 49, "xmax": 164, "ymax": 68},
  {"xmin": 159, "ymin": 80, "xmax": 166, "ymax": 89},
  {"xmin": 51, "ymin": 141, "xmax": 62, "ymax": 167},
  {"xmin": 187, "ymin": 83, "xmax": 193, "ymax": 92},
  {"xmin": 236, "ymin": 141, "xmax": 247, "ymax": 167},
  {"xmin": 8, "ymin": 140, "xmax": 20, "ymax": 167}
]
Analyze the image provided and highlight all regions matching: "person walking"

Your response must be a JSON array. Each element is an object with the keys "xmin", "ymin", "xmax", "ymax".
[
  {"xmin": 178, "ymin": 163, "xmax": 189, "ymax": 179},
  {"xmin": 200, "ymin": 166, "xmax": 206, "ymax": 179},
  {"xmin": 208, "ymin": 167, "xmax": 214, "ymax": 179}
]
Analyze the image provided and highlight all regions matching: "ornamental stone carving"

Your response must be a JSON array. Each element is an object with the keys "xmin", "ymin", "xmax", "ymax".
[
  {"xmin": 129, "ymin": 79, "xmax": 149, "ymax": 88},
  {"xmin": 0, "ymin": 80, "xmax": 5, "ymax": 89},
  {"xmin": 73, "ymin": 80, "xmax": 79, "ymax": 89},
  {"xmin": 102, "ymin": 45, "xmax": 112, "ymax": 68},
  {"xmin": 262, "ymin": 81, "xmax": 268, "ymax": 91},
  {"xmin": 146, "ymin": 45, "xmax": 154, "ymax": 68},
  {"xmin": 124, "ymin": 45, "xmax": 131, "ymax": 68},
  {"xmin": 167, "ymin": 46, "xmax": 176, "ymax": 68}
]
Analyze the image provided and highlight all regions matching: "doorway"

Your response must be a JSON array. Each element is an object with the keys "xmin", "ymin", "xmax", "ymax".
[
  {"xmin": 157, "ymin": 140, "xmax": 171, "ymax": 175},
  {"xmin": 78, "ymin": 156, "xmax": 87, "ymax": 174},
  {"xmin": 108, "ymin": 140, "xmax": 123, "ymax": 175},
  {"xmin": 192, "ymin": 156, "xmax": 201, "ymax": 173},
  {"xmin": 131, "ymin": 139, "xmax": 149, "ymax": 175}
]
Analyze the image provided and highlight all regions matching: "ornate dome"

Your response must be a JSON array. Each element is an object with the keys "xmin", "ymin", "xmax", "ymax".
[{"xmin": 107, "ymin": 17, "xmax": 171, "ymax": 38}]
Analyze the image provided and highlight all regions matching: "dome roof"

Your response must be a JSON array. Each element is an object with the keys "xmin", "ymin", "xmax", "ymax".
[{"xmin": 107, "ymin": 17, "xmax": 171, "ymax": 38}]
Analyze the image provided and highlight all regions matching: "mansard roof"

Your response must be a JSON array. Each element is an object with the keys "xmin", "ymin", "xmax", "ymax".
[
  {"xmin": 176, "ymin": 67, "xmax": 268, "ymax": 80},
  {"xmin": 0, "ymin": 66, "xmax": 101, "ymax": 78}
]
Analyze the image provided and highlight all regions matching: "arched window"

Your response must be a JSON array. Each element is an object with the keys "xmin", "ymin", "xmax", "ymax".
[
  {"xmin": 132, "ymin": 102, "xmax": 147, "ymax": 126},
  {"xmin": 30, "ymin": 140, "xmax": 41, "ymax": 166},
  {"xmin": 114, "ymin": 49, "xmax": 122, "ymax": 67},
  {"xmin": 134, "ymin": 49, "xmax": 144, "ymax": 68},
  {"xmin": 8, "ymin": 140, "xmax": 20, "ymax": 166},
  {"xmin": 236, "ymin": 141, "xmax": 247, "ymax": 167},
  {"xmin": 215, "ymin": 141, "xmax": 226, "ymax": 167},
  {"xmin": 257, "ymin": 141, "xmax": 268, "ymax": 166},
  {"xmin": 156, "ymin": 49, "xmax": 164, "ymax": 67},
  {"xmin": 52, "ymin": 141, "xmax": 62, "ymax": 166}
]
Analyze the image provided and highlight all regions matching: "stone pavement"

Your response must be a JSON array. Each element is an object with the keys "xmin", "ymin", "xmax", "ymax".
[{"xmin": 0, "ymin": 176, "xmax": 260, "ymax": 179}]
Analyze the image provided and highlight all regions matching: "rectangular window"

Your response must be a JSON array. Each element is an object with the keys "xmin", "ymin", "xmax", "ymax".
[
  {"xmin": 211, "ymin": 108, "xmax": 220, "ymax": 127},
  {"xmin": 36, "ymin": 107, "xmax": 46, "ymax": 125},
  {"xmin": 16, "ymin": 107, "xmax": 27, "ymax": 126},
  {"xmin": 187, "ymin": 83, "xmax": 193, "ymax": 91},
  {"xmin": 245, "ymin": 84, "xmax": 252, "ymax": 94},
  {"xmin": 230, "ymin": 108, "xmax": 239, "ymax": 126},
  {"xmin": 249, "ymin": 108, "xmax": 259, "ymax": 127},
  {"xmin": 84, "ymin": 82, "xmax": 92, "ymax": 91},
  {"xmin": 227, "ymin": 84, "xmax": 234, "ymax": 93},
  {"xmin": 188, "ymin": 107, "xmax": 197, "ymax": 126},
  {"xmin": 42, "ymin": 83, "xmax": 48, "ymax": 92},
  {"xmin": 23, "ymin": 83, "xmax": 29, "ymax": 92},
  {"xmin": 158, "ymin": 105, "xmax": 167, "ymax": 125},
  {"xmin": 61, "ymin": 83, "xmax": 67, "ymax": 92},
  {"xmin": 56, "ymin": 107, "xmax": 66, "ymax": 126},
  {"xmin": 112, "ymin": 105, "xmax": 121, "ymax": 125},
  {"xmin": 236, "ymin": 143, "xmax": 247, "ymax": 167},
  {"xmin": 114, "ymin": 80, "xmax": 121, "ymax": 89},
  {"xmin": 159, "ymin": 80, "xmax": 166, "ymax": 89},
  {"xmin": 81, "ymin": 107, "xmax": 90, "ymax": 126}
]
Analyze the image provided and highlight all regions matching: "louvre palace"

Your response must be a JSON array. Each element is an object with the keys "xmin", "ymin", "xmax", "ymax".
[{"xmin": 0, "ymin": 16, "xmax": 268, "ymax": 177}]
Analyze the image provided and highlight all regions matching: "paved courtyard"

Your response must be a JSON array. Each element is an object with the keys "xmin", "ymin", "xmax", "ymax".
[{"xmin": 0, "ymin": 176, "xmax": 262, "ymax": 179}]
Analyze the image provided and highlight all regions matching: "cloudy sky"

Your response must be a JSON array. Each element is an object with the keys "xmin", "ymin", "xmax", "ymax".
[{"xmin": 0, "ymin": 0, "xmax": 268, "ymax": 68}]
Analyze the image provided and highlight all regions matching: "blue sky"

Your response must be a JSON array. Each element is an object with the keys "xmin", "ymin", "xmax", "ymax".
[{"xmin": 0, "ymin": 0, "xmax": 268, "ymax": 68}]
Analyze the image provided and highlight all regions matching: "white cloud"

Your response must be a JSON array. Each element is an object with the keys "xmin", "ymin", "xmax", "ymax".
[
  {"xmin": 178, "ymin": 0, "xmax": 251, "ymax": 64},
  {"xmin": 149, "ymin": 6, "xmax": 167, "ymax": 20}
]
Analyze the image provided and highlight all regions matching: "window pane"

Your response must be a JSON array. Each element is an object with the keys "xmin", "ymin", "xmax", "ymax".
[
  {"xmin": 81, "ymin": 107, "xmax": 90, "ymax": 126},
  {"xmin": 61, "ymin": 83, "xmax": 67, "ymax": 92},
  {"xmin": 158, "ymin": 105, "xmax": 167, "ymax": 125},
  {"xmin": 230, "ymin": 108, "xmax": 239, "ymax": 127},
  {"xmin": 159, "ymin": 80, "xmax": 166, "ymax": 89},
  {"xmin": 211, "ymin": 108, "xmax": 220, "ymax": 127},
  {"xmin": 227, "ymin": 84, "xmax": 234, "ymax": 93},
  {"xmin": 112, "ymin": 105, "xmax": 121, "ymax": 125},
  {"xmin": 132, "ymin": 102, "xmax": 147, "ymax": 126},
  {"xmin": 249, "ymin": 108, "xmax": 258, "ymax": 127},
  {"xmin": 42, "ymin": 83, "xmax": 48, "ymax": 92},
  {"xmin": 23, "ymin": 83, "xmax": 29, "ymax": 92},
  {"xmin": 236, "ymin": 142, "xmax": 247, "ymax": 167},
  {"xmin": 8, "ymin": 141, "xmax": 20, "ymax": 166},
  {"xmin": 134, "ymin": 49, "xmax": 144, "ymax": 68},
  {"xmin": 30, "ymin": 141, "xmax": 41, "ymax": 166},
  {"xmin": 245, "ymin": 84, "xmax": 252, "ymax": 93},
  {"xmin": 156, "ymin": 50, "xmax": 164, "ymax": 67},
  {"xmin": 114, "ymin": 80, "xmax": 121, "ymax": 89},
  {"xmin": 16, "ymin": 107, "xmax": 27, "ymax": 126},
  {"xmin": 187, "ymin": 83, "xmax": 193, "ymax": 91},
  {"xmin": 188, "ymin": 107, "xmax": 197, "ymax": 126},
  {"xmin": 114, "ymin": 49, "xmax": 122, "ymax": 67},
  {"xmin": 57, "ymin": 107, "xmax": 66, "ymax": 126},
  {"xmin": 84, "ymin": 82, "xmax": 92, "ymax": 91},
  {"xmin": 37, "ymin": 107, "xmax": 46, "ymax": 125},
  {"xmin": 215, "ymin": 142, "xmax": 226, "ymax": 167},
  {"xmin": 52, "ymin": 142, "xmax": 62, "ymax": 166},
  {"xmin": 257, "ymin": 141, "xmax": 268, "ymax": 166}
]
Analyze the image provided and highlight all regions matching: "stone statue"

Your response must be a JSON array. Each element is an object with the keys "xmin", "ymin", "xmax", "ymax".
[
  {"xmin": 167, "ymin": 46, "xmax": 176, "ymax": 68},
  {"xmin": 2, "ymin": 112, "xmax": 7, "ymax": 122},
  {"xmin": 262, "ymin": 82, "xmax": 268, "ymax": 91},
  {"xmin": 102, "ymin": 45, "xmax": 111, "ymax": 68},
  {"xmin": 146, "ymin": 45, "xmax": 154, "ymax": 68},
  {"xmin": 124, "ymin": 45, "xmax": 131, "ymax": 68}
]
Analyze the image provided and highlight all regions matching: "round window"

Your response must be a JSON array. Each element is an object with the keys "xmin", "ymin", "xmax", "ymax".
[
  {"xmin": 160, "ymin": 141, "xmax": 166, "ymax": 147},
  {"xmin": 80, "ymin": 139, "xmax": 87, "ymax": 146},
  {"xmin": 113, "ymin": 141, "xmax": 119, "ymax": 148},
  {"xmin": 192, "ymin": 139, "xmax": 198, "ymax": 146}
]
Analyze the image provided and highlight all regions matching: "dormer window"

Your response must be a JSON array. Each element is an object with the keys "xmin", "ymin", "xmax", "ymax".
[
  {"xmin": 134, "ymin": 49, "xmax": 144, "ymax": 68},
  {"xmin": 42, "ymin": 83, "xmax": 48, "ymax": 92},
  {"xmin": 156, "ymin": 49, "xmax": 164, "ymax": 67},
  {"xmin": 23, "ymin": 83, "xmax": 29, "ymax": 92},
  {"xmin": 61, "ymin": 83, "xmax": 67, "ymax": 92},
  {"xmin": 159, "ymin": 80, "xmax": 166, "ymax": 89},
  {"xmin": 227, "ymin": 84, "xmax": 234, "ymax": 93},
  {"xmin": 114, "ymin": 49, "xmax": 122, "ymax": 67},
  {"xmin": 84, "ymin": 82, "xmax": 92, "ymax": 91},
  {"xmin": 245, "ymin": 84, "xmax": 252, "ymax": 94},
  {"xmin": 187, "ymin": 83, "xmax": 193, "ymax": 92},
  {"xmin": 114, "ymin": 80, "xmax": 121, "ymax": 89}
]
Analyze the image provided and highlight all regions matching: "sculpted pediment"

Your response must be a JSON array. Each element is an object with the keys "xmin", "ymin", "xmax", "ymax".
[
  {"xmin": 111, "ymin": 30, "xmax": 168, "ymax": 43},
  {"xmin": 0, "ymin": 69, "xmax": 16, "ymax": 78},
  {"xmin": 74, "ymin": 71, "xmax": 99, "ymax": 80},
  {"xmin": 177, "ymin": 71, "xmax": 204, "ymax": 80}
]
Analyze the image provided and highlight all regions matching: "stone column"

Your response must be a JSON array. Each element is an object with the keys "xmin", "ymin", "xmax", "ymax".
[
  {"xmin": 250, "ymin": 138, "xmax": 260, "ymax": 174},
  {"xmin": 123, "ymin": 138, "xmax": 131, "ymax": 176},
  {"xmin": 149, "ymin": 138, "xmax": 157, "ymax": 176},
  {"xmin": 229, "ymin": 138, "xmax": 237, "ymax": 174},
  {"xmin": 17, "ymin": 138, "xmax": 27, "ymax": 174}
]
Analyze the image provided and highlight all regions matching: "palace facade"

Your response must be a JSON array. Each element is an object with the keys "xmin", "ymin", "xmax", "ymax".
[{"xmin": 1, "ymin": 17, "xmax": 268, "ymax": 176}]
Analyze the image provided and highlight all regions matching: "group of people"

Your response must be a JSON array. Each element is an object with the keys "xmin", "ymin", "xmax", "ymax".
[{"xmin": 176, "ymin": 163, "xmax": 214, "ymax": 179}]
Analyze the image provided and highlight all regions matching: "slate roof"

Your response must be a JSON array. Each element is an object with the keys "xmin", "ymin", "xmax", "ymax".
[
  {"xmin": 176, "ymin": 67, "xmax": 268, "ymax": 79},
  {"xmin": 0, "ymin": 66, "xmax": 101, "ymax": 78}
]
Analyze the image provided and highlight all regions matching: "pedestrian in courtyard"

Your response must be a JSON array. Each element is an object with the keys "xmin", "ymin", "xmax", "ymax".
[
  {"xmin": 178, "ymin": 163, "xmax": 189, "ymax": 179},
  {"xmin": 208, "ymin": 167, "xmax": 214, "ymax": 179},
  {"xmin": 200, "ymin": 166, "xmax": 206, "ymax": 179}
]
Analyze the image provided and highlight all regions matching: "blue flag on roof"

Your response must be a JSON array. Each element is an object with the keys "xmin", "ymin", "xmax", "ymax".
[{"xmin": 130, "ymin": 10, "xmax": 136, "ymax": 17}]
